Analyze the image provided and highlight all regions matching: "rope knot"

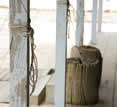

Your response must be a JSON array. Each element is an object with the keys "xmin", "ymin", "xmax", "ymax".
[{"xmin": 24, "ymin": 27, "xmax": 34, "ymax": 37}]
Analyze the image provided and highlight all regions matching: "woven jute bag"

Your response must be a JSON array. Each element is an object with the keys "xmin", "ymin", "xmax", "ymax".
[{"xmin": 66, "ymin": 46, "xmax": 103, "ymax": 105}]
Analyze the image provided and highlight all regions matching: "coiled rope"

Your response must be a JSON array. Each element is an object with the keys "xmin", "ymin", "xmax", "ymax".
[
  {"xmin": 28, "ymin": 26, "xmax": 39, "ymax": 96},
  {"xmin": 9, "ymin": 0, "xmax": 39, "ymax": 96},
  {"xmin": 9, "ymin": 23, "xmax": 39, "ymax": 96},
  {"xmin": 67, "ymin": 0, "xmax": 76, "ymax": 39}
]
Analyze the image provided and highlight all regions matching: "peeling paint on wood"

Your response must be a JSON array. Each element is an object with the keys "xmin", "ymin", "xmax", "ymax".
[
  {"xmin": 55, "ymin": 0, "xmax": 67, "ymax": 107},
  {"xmin": 10, "ymin": 0, "xmax": 29, "ymax": 107}
]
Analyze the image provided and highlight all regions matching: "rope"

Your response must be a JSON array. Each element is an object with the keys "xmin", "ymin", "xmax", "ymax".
[
  {"xmin": 9, "ymin": 22, "xmax": 39, "ymax": 96},
  {"xmin": 9, "ymin": 24, "xmax": 28, "ymax": 29},
  {"xmin": 9, "ymin": 0, "xmax": 39, "ymax": 96},
  {"xmin": 28, "ymin": 26, "xmax": 39, "ymax": 96},
  {"xmin": 66, "ymin": 0, "xmax": 77, "ymax": 40}
]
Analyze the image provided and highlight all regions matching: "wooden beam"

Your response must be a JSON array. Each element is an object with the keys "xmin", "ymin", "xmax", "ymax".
[
  {"xmin": 75, "ymin": 0, "xmax": 84, "ymax": 46},
  {"xmin": 10, "ymin": 0, "xmax": 29, "ymax": 106},
  {"xmin": 55, "ymin": 0, "xmax": 67, "ymax": 107},
  {"xmin": 98, "ymin": 0, "xmax": 103, "ymax": 32},
  {"xmin": 91, "ymin": 0, "xmax": 98, "ymax": 44}
]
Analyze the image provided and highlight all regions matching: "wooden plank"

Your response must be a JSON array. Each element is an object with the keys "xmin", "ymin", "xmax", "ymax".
[
  {"xmin": 91, "ymin": 0, "xmax": 98, "ymax": 44},
  {"xmin": 75, "ymin": 0, "xmax": 84, "ymax": 46},
  {"xmin": 55, "ymin": 0, "xmax": 67, "ymax": 107},
  {"xmin": 98, "ymin": 0, "xmax": 103, "ymax": 32},
  {"xmin": 9, "ymin": 0, "xmax": 29, "ymax": 107},
  {"xmin": 30, "ymin": 71, "xmax": 52, "ymax": 105},
  {"xmin": 32, "ymin": 74, "xmax": 51, "ymax": 97}
]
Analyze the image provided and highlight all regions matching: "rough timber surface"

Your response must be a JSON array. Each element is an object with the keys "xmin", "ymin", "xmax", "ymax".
[
  {"xmin": 55, "ymin": 0, "xmax": 67, "ymax": 107},
  {"xmin": 10, "ymin": 0, "xmax": 29, "ymax": 107}
]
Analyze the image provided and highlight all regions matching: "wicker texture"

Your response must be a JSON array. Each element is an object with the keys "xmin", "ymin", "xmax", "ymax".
[{"xmin": 66, "ymin": 46, "xmax": 103, "ymax": 105}]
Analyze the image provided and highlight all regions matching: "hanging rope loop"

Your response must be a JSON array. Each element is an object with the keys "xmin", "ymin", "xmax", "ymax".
[
  {"xmin": 66, "ymin": 0, "xmax": 76, "ymax": 39},
  {"xmin": 9, "ymin": 0, "xmax": 39, "ymax": 97},
  {"xmin": 9, "ymin": 23, "xmax": 39, "ymax": 96},
  {"xmin": 27, "ymin": 25, "xmax": 39, "ymax": 96}
]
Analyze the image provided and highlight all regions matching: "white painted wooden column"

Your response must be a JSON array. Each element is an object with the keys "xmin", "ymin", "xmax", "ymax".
[
  {"xmin": 10, "ymin": 0, "xmax": 30, "ymax": 107},
  {"xmin": 91, "ymin": 0, "xmax": 98, "ymax": 44},
  {"xmin": 55, "ymin": 0, "xmax": 67, "ymax": 107},
  {"xmin": 98, "ymin": 0, "xmax": 103, "ymax": 32},
  {"xmin": 75, "ymin": 0, "xmax": 84, "ymax": 46}
]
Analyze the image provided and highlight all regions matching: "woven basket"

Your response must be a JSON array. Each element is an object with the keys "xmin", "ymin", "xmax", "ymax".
[{"xmin": 66, "ymin": 46, "xmax": 103, "ymax": 105}]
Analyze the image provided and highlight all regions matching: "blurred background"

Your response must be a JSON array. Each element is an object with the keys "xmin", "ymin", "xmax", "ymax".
[{"xmin": 0, "ymin": 0, "xmax": 117, "ymax": 106}]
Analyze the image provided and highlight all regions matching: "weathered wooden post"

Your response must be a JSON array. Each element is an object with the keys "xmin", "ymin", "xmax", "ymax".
[
  {"xmin": 55, "ymin": 0, "xmax": 68, "ymax": 107},
  {"xmin": 10, "ymin": 0, "xmax": 30, "ymax": 106},
  {"xmin": 91, "ymin": 0, "xmax": 98, "ymax": 44},
  {"xmin": 75, "ymin": 0, "xmax": 84, "ymax": 46},
  {"xmin": 98, "ymin": 0, "xmax": 103, "ymax": 32}
]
